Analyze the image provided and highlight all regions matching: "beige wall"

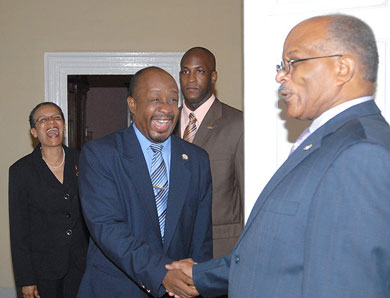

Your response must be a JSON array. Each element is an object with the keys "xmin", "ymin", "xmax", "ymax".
[{"xmin": 0, "ymin": 0, "xmax": 242, "ymax": 288}]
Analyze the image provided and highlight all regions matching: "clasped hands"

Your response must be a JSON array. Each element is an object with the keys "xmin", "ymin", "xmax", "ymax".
[{"xmin": 162, "ymin": 258, "xmax": 199, "ymax": 298}]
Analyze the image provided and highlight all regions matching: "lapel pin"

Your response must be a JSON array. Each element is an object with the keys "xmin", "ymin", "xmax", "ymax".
[
  {"xmin": 303, "ymin": 144, "xmax": 313, "ymax": 151},
  {"xmin": 182, "ymin": 154, "xmax": 189, "ymax": 160},
  {"xmin": 207, "ymin": 126, "xmax": 215, "ymax": 129}
]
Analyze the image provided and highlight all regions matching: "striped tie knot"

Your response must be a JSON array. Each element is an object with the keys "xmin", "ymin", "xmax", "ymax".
[
  {"xmin": 189, "ymin": 112, "xmax": 196, "ymax": 122},
  {"xmin": 183, "ymin": 113, "xmax": 197, "ymax": 143},
  {"xmin": 150, "ymin": 143, "xmax": 163, "ymax": 154}
]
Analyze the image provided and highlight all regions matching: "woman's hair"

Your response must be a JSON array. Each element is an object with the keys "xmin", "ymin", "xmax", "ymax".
[{"xmin": 29, "ymin": 102, "xmax": 65, "ymax": 128}]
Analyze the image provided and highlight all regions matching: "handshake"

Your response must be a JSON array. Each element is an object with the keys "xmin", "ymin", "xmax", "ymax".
[{"xmin": 162, "ymin": 258, "xmax": 199, "ymax": 298}]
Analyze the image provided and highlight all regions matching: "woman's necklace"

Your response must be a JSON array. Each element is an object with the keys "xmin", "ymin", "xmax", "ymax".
[{"xmin": 42, "ymin": 147, "xmax": 65, "ymax": 169}]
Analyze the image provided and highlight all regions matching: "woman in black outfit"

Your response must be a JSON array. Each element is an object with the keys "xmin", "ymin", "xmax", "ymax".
[{"xmin": 9, "ymin": 102, "xmax": 89, "ymax": 298}]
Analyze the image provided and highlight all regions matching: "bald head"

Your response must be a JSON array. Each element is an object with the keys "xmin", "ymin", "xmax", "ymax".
[
  {"xmin": 276, "ymin": 14, "xmax": 377, "ymax": 121},
  {"xmin": 129, "ymin": 66, "xmax": 176, "ymax": 98},
  {"xmin": 181, "ymin": 47, "xmax": 216, "ymax": 71},
  {"xmin": 289, "ymin": 14, "xmax": 378, "ymax": 83}
]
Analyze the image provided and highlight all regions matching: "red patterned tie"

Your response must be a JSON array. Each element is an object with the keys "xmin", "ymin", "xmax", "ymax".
[{"xmin": 183, "ymin": 113, "xmax": 197, "ymax": 143}]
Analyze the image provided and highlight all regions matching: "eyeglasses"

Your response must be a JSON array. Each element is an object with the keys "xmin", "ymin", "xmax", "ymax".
[
  {"xmin": 34, "ymin": 114, "xmax": 63, "ymax": 126},
  {"xmin": 276, "ymin": 54, "xmax": 343, "ymax": 73}
]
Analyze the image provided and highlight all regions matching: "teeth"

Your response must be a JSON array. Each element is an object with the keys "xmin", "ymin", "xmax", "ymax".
[
  {"xmin": 46, "ymin": 128, "xmax": 59, "ymax": 137},
  {"xmin": 156, "ymin": 120, "xmax": 169, "ymax": 123}
]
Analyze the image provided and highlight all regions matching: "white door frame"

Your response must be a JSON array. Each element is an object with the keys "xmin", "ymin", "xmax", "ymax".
[{"xmin": 44, "ymin": 52, "xmax": 183, "ymax": 144}]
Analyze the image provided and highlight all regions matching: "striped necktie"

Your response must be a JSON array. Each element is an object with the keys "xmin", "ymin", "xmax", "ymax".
[
  {"xmin": 150, "ymin": 143, "xmax": 169, "ymax": 241},
  {"xmin": 183, "ymin": 113, "xmax": 197, "ymax": 143}
]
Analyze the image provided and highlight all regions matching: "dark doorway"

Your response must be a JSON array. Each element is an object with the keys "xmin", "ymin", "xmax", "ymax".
[{"xmin": 67, "ymin": 75, "xmax": 132, "ymax": 150}]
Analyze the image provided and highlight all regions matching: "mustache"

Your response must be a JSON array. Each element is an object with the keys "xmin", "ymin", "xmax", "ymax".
[
  {"xmin": 278, "ymin": 85, "xmax": 290, "ymax": 97},
  {"xmin": 151, "ymin": 113, "xmax": 175, "ymax": 120}
]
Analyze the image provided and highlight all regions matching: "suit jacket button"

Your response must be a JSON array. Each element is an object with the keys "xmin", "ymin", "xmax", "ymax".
[
  {"xmin": 234, "ymin": 255, "xmax": 240, "ymax": 263},
  {"xmin": 64, "ymin": 194, "xmax": 70, "ymax": 200},
  {"xmin": 66, "ymin": 229, "xmax": 72, "ymax": 236},
  {"xmin": 66, "ymin": 213, "xmax": 71, "ymax": 218}
]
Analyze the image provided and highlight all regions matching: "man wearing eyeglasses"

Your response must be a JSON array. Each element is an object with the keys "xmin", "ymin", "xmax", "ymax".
[{"xmin": 166, "ymin": 14, "xmax": 390, "ymax": 298}]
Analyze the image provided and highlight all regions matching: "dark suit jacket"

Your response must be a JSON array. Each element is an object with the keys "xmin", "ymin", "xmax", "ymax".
[
  {"xmin": 9, "ymin": 145, "xmax": 89, "ymax": 286},
  {"xmin": 77, "ymin": 125, "xmax": 213, "ymax": 298},
  {"xmin": 175, "ymin": 98, "xmax": 244, "ymax": 257},
  {"xmin": 193, "ymin": 100, "xmax": 390, "ymax": 298}
]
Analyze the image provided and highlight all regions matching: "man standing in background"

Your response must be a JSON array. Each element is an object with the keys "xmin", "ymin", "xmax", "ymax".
[{"xmin": 175, "ymin": 47, "xmax": 244, "ymax": 258}]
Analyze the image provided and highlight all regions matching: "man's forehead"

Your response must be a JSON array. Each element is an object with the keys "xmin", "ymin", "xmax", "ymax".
[
  {"xmin": 148, "ymin": 87, "xmax": 178, "ymax": 93},
  {"xmin": 283, "ymin": 19, "xmax": 330, "ymax": 55},
  {"xmin": 138, "ymin": 71, "xmax": 177, "ymax": 90},
  {"xmin": 287, "ymin": 17, "xmax": 329, "ymax": 41},
  {"xmin": 182, "ymin": 51, "xmax": 212, "ymax": 66},
  {"xmin": 140, "ymin": 70, "xmax": 173, "ymax": 84}
]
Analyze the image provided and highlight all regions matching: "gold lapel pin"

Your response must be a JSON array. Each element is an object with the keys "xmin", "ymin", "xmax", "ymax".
[
  {"xmin": 304, "ymin": 144, "xmax": 313, "ymax": 151},
  {"xmin": 207, "ymin": 126, "xmax": 215, "ymax": 129},
  {"xmin": 182, "ymin": 154, "xmax": 189, "ymax": 160}
]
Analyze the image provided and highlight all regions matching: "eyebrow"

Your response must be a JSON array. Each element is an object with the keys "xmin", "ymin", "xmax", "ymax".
[
  {"xmin": 149, "ymin": 89, "xmax": 178, "ymax": 93},
  {"xmin": 284, "ymin": 49, "xmax": 299, "ymax": 57},
  {"xmin": 182, "ymin": 65, "xmax": 204, "ymax": 69},
  {"xmin": 36, "ymin": 113, "xmax": 61, "ymax": 119}
]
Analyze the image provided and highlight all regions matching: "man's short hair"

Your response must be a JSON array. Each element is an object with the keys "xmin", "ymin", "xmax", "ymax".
[
  {"xmin": 181, "ymin": 47, "xmax": 216, "ymax": 71},
  {"xmin": 327, "ymin": 14, "xmax": 378, "ymax": 83},
  {"xmin": 29, "ymin": 102, "xmax": 65, "ymax": 128},
  {"xmin": 128, "ymin": 66, "xmax": 165, "ymax": 98}
]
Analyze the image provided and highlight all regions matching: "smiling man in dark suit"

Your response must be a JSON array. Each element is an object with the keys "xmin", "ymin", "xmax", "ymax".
[
  {"xmin": 167, "ymin": 15, "xmax": 390, "ymax": 298},
  {"xmin": 77, "ymin": 66, "xmax": 212, "ymax": 298},
  {"xmin": 175, "ymin": 47, "xmax": 244, "ymax": 258}
]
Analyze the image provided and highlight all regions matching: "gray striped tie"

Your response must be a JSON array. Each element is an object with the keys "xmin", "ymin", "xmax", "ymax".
[{"xmin": 150, "ymin": 143, "xmax": 168, "ymax": 241}]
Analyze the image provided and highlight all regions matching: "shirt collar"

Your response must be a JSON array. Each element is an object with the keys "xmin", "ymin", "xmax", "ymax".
[
  {"xmin": 181, "ymin": 94, "xmax": 215, "ymax": 136},
  {"xmin": 309, "ymin": 96, "xmax": 373, "ymax": 134},
  {"xmin": 133, "ymin": 123, "xmax": 171, "ymax": 153},
  {"xmin": 182, "ymin": 94, "xmax": 215, "ymax": 123}
]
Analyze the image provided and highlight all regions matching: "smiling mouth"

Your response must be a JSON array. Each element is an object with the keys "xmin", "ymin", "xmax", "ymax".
[
  {"xmin": 151, "ymin": 119, "xmax": 172, "ymax": 132},
  {"xmin": 46, "ymin": 127, "xmax": 59, "ymax": 138}
]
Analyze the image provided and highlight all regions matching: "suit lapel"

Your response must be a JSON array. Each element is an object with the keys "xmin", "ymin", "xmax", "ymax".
[
  {"xmin": 239, "ymin": 100, "xmax": 382, "ymax": 243},
  {"xmin": 121, "ymin": 126, "xmax": 162, "ymax": 239},
  {"xmin": 243, "ymin": 132, "xmax": 322, "ymax": 232},
  {"xmin": 163, "ymin": 136, "xmax": 191, "ymax": 252},
  {"xmin": 193, "ymin": 98, "xmax": 222, "ymax": 147}
]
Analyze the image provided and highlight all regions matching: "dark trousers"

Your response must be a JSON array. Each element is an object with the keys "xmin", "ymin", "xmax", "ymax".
[{"xmin": 36, "ymin": 265, "xmax": 84, "ymax": 298}]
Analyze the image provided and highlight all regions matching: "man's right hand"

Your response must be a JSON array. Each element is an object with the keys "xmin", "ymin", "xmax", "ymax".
[
  {"xmin": 165, "ymin": 258, "xmax": 196, "ymax": 279},
  {"xmin": 162, "ymin": 269, "xmax": 199, "ymax": 298},
  {"xmin": 165, "ymin": 258, "xmax": 198, "ymax": 298},
  {"xmin": 22, "ymin": 285, "xmax": 40, "ymax": 298}
]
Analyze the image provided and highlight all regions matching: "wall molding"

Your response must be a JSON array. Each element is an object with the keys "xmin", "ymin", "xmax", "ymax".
[{"xmin": 44, "ymin": 52, "xmax": 183, "ymax": 144}]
